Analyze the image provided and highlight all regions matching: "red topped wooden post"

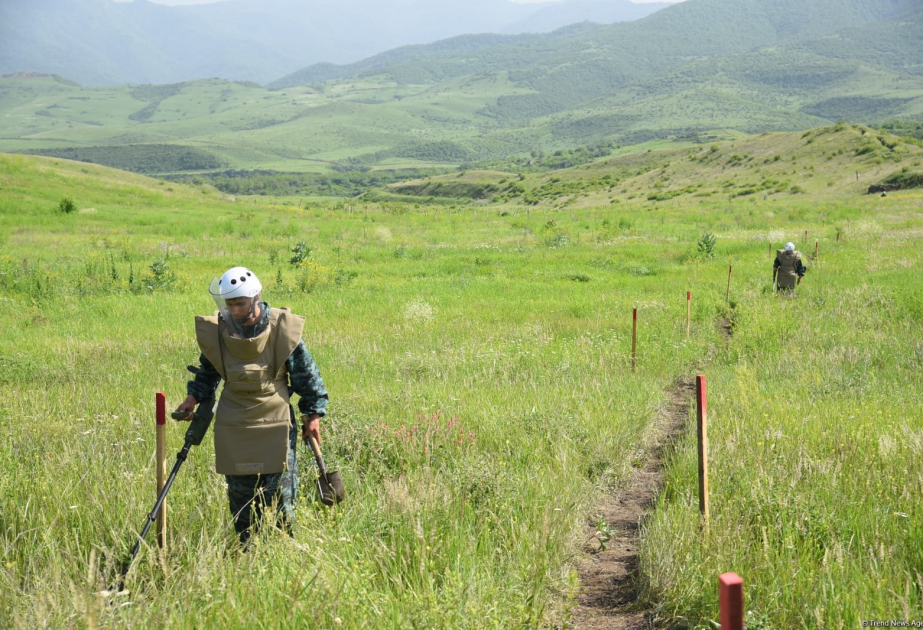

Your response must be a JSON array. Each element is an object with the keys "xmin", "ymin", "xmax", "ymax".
[
  {"xmin": 719, "ymin": 572, "xmax": 744, "ymax": 630},
  {"xmin": 155, "ymin": 392, "xmax": 167, "ymax": 549},
  {"xmin": 815, "ymin": 240, "xmax": 819, "ymax": 261},
  {"xmin": 696, "ymin": 375, "xmax": 709, "ymax": 522},
  {"xmin": 631, "ymin": 308, "xmax": 638, "ymax": 372}
]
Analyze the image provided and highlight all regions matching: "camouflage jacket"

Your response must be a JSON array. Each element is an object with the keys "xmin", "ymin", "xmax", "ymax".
[{"xmin": 187, "ymin": 302, "xmax": 329, "ymax": 417}]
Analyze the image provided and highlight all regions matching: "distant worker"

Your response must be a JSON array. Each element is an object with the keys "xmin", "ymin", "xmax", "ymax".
[
  {"xmin": 174, "ymin": 266, "xmax": 328, "ymax": 545},
  {"xmin": 773, "ymin": 242, "xmax": 806, "ymax": 293}
]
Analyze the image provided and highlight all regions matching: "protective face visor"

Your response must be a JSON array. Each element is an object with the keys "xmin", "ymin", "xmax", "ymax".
[{"xmin": 208, "ymin": 277, "xmax": 258, "ymax": 337}]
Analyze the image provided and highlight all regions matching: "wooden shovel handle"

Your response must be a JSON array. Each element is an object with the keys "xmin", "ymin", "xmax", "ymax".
[{"xmin": 308, "ymin": 434, "xmax": 328, "ymax": 475}]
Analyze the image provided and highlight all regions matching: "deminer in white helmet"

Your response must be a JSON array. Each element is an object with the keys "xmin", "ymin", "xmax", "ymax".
[
  {"xmin": 772, "ymin": 241, "xmax": 807, "ymax": 294},
  {"xmin": 174, "ymin": 266, "xmax": 329, "ymax": 544}
]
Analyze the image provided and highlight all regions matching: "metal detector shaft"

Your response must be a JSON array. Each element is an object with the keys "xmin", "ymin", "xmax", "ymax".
[
  {"xmin": 118, "ymin": 394, "xmax": 215, "ymax": 589},
  {"xmin": 119, "ymin": 440, "xmax": 192, "ymax": 583}
]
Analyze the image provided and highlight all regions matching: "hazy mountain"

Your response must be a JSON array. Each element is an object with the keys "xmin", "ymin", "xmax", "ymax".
[
  {"xmin": 498, "ymin": 0, "xmax": 672, "ymax": 33},
  {"xmin": 2, "ymin": 0, "xmax": 921, "ymax": 178},
  {"xmin": 273, "ymin": 0, "xmax": 923, "ymax": 118},
  {"xmin": 0, "ymin": 0, "xmax": 669, "ymax": 86}
]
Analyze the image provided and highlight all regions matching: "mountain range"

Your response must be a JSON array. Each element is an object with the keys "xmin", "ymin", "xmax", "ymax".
[
  {"xmin": 0, "ymin": 0, "xmax": 670, "ymax": 86},
  {"xmin": 1, "ymin": 0, "xmax": 921, "ymax": 177}
]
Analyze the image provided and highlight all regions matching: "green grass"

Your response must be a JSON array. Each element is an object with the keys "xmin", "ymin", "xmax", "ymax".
[
  {"xmin": 1, "ymin": 144, "xmax": 922, "ymax": 628},
  {"xmin": 0, "ymin": 152, "xmax": 718, "ymax": 627},
  {"xmin": 641, "ymin": 220, "xmax": 923, "ymax": 627}
]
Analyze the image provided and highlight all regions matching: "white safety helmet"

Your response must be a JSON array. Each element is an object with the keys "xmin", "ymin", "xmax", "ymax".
[
  {"xmin": 208, "ymin": 267, "xmax": 263, "ymax": 334},
  {"xmin": 212, "ymin": 266, "xmax": 262, "ymax": 299},
  {"xmin": 785, "ymin": 242, "xmax": 795, "ymax": 252}
]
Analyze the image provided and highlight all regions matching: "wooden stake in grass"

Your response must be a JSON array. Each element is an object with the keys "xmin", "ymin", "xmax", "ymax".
[
  {"xmin": 155, "ymin": 392, "xmax": 167, "ymax": 550},
  {"xmin": 686, "ymin": 290, "xmax": 691, "ymax": 338},
  {"xmin": 814, "ymin": 240, "xmax": 819, "ymax": 261},
  {"xmin": 631, "ymin": 308, "xmax": 637, "ymax": 372},
  {"xmin": 719, "ymin": 573, "xmax": 744, "ymax": 630},
  {"xmin": 696, "ymin": 375, "xmax": 709, "ymax": 523},
  {"xmin": 726, "ymin": 265, "xmax": 732, "ymax": 306}
]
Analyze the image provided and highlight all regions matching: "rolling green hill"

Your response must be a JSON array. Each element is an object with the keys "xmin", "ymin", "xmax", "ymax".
[
  {"xmin": 1, "ymin": 0, "xmax": 921, "ymax": 180},
  {"xmin": 383, "ymin": 124, "xmax": 923, "ymax": 205}
]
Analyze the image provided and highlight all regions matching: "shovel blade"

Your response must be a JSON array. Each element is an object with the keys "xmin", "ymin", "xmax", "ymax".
[{"xmin": 317, "ymin": 470, "xmax": 346, "ymax": 506}]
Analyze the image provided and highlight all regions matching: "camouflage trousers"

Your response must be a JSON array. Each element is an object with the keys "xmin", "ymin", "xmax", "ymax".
[{"xmin": 225, "ymin": 419, "xmax": 299, "ymax": 544}]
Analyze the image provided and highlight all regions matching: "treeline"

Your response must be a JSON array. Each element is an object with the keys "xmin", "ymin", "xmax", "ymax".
[
  {"xmin": 20, "ymin": 144, "xmax": 224, "ymax": 174},
  {"xmin": 876, "ymin": 120, "xmax": 923, "ymax": 141},
  {"xmin": 170, "ymin": 168, "xmax": 448, "ymax": 197},
  {"xmin": 476, "ymin": 140, "xmax": 619, "ymax": 173}
]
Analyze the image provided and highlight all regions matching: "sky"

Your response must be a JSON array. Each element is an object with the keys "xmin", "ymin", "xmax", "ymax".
[{"xmin": 123, "ymin": 0, "xmax": 684, "ymax": 4}]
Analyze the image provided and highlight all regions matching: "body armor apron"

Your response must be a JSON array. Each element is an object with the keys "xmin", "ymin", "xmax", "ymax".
[
  {"xmin": 776, "ymin": 249, "xmax": 801, "ymax": 289},
  {"xmin": 194, "ymin": 308, "xmax": 305, "ymax": 475}
]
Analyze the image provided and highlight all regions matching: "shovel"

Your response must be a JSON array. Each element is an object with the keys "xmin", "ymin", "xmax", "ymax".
[{"xmin": 306, "ymin": 435, "xmax": 345, "ymax": 506}]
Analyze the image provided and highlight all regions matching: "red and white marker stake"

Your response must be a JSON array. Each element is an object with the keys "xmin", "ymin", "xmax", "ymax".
[
  {"xmin": 155, "ymin": 392, "xmax": 167, "ymax": 550},
  {"xmin": 719, "ymin": 572, "xmax": 744, "ymax": 630}
]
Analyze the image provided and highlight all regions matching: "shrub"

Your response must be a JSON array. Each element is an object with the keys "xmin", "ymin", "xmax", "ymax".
[
  {"xmin": 289, "ymin": 241, "xmax": 312, "ymax": 266},
  {"xmin": 58, "ymin": 197, "xmax": 77, "ymax": 214},
  {"xmin": 697, "ymin": 232, "xmax": 717, "ymax": 259},
  {"xmin": 144, "ymin": 258, "xmax": 176, "ymax": 291}
]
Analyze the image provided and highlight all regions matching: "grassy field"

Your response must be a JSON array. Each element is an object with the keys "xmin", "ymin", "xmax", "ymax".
[
  {"xmin": 388, "ymin": 124, "xmax": 923, "ymax": 208},
  {"xmin": 0, "ymin": 141, "xmax": 921, "ymax": 628}
]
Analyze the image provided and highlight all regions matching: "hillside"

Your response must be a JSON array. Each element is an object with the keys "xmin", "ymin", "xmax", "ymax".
[
  {"xmin": 0, "ymin": 0, "xmax": 668, "ymax": 86},
  {"xmin": 383, "ymin": 124, "xmax": 923, "ymax": 205},
  {"xmin": 1, "ymin": 0, "xmax": 922, "ymax": 177}
]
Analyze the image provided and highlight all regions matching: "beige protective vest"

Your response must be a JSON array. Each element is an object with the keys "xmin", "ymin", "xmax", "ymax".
[
  {"xmin": 776, "ymin": 249, "xmax": 801, "ymax": 289},
  {"xmin": 194, "ymin": 308, "xmax": 305, "ymax": 475}
]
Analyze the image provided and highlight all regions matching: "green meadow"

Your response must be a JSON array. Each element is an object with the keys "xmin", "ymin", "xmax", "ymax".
[{"xmin": 0, "ymin": 138, "xmax": 921, "ymax": 628}]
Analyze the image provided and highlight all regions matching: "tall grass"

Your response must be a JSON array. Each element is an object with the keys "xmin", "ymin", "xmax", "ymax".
[
  {"xmin": 2, "ymin": 153, "xmax": 921, "ymax": 628},
  {"xmin": 0, "ymin": 154, "xmax": 722, "ymax": 628},
  {"xmin": 641, "ymin": 195, "xmax": 923, "ymax": 627}
]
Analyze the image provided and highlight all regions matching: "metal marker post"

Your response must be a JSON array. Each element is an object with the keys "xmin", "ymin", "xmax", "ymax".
[
  {"xmin": 686, "ymin": 291, "xmax": 691, "ymax": 338},
  {"xmin": 726, "ymin": 266, "xmax": 732, "ymax": 306},
  {"xmin": 719, "ymin": 573, "xmax": 744, "ymax": 630},
  {"xmin": 696, "ymin": 375, "xmax": 709, "ymax": 523},
  {"xmin": 631, "ymin": 308, "xmax": 637, "ymax": 372},
  {"xmin": 155, "ymin": 393, "xmax": 167, "ymax": 549}
]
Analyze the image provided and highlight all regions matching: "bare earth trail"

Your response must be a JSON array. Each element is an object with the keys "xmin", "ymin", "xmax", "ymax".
[{"xmin": 571, "ymin": 317, "xmax": 732, "ymax": 629}]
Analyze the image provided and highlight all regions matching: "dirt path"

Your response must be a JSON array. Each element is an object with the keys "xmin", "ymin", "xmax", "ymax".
[{"xmin": 569, "ymin": 377, "xmax": 696, "ymax": 630}]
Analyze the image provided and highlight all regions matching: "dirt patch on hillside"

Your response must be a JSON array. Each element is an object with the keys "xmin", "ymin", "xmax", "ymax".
[{"xmin": 570, "ymin": 377, "xmax": 695, "ymax": 629}]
